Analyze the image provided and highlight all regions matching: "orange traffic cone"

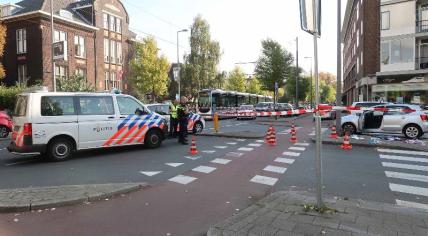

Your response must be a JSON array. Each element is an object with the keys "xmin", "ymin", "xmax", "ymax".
[
  {"xmin": 289, "ymin": 128, "xmax": 298, "ymax": 143},
  {"xmin": 189, "ymin": 136, "xmax": 199, "ymax": 155},
  {"xmin": 265, "ymin": 125, "xmax": 277, "ymax": 146},
  {"xmin": 330, "ymin": 124, "xmax": 338, "ymax": 139},
  {"xmin": 341, "ymin": 133, "xmax": 352, "ymax": 150}
]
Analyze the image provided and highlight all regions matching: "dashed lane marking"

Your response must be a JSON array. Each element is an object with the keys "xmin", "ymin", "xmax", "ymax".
[
  {"xmin": 211, "ymin": 158, "xmax": 232, "ymax": 165},
  {"xmin": 235, "ymin": 139, "xmax": 247, "ymax": 142},
  {"xmin": 139, "ymin": 171, "xmax": 162, "ymax": 177},
  {"xmin": 184, "ymin": 156, "xmax": 202, "ymax": 160},
  {"xmin": 295, "ymin": 143, "xmax": 310, "ymax": 147},
  {"xmin": 202, "ymin": 150, "xmax": 216, "ymax": 154},
  {"xmin": 214, "ymin": 146, "xmax": 228, "ymax": 149},
  {"xmin": 226, "ymin": 142, "xmax": 238, "ymax": 145},
  {"xmin": 0, "ymin": 148, "xmax": 5, "ymax": 151},
  {"xmin": 380, "ymin": 154, "xmax": 428, "ymax": 164},
  {"xmin": 165, "ymin": 163, "xmax": 184, "ymax": 167},
  {"xmin": 274, "ymin": 157, "xmax": 295, "ymax": 164},
  {"xmin": 263, "ymin": 165, "xmax": 287, "ymax": 174},
  {"xmin": 385, "ymin": 171, "xmax": 428, "ymax": 183},
  {"xmin": 248, "ymin": 143, "xmax": 262, "ymax": 147},
  {"xmin": 389, "ymin": 183, "xmax": 428, "ymax": 197},
  {"xmin": 255, "ymin": 140, "xmax": 264, "ymax": 143},
  {"xmin": 282, "ymin": 152, "xmax": 301, "ymax": 157},
  {"xmin": 192, "ymin": 165, "xmax": 217, "ymax": 174},
  {"xmin": 382, "ymin": 162, "xmax": 428, "ymax": 172},
  {"xmin": 226, "ymin": 152, "xmax": 244, "ymax": 158},
  {"xmin": 396, "ymin": 200, "xmax": 428, "ymax": 211},
  {"xmin": 378, "ymin": 148, "xmax": 428, "ymax": 156},
  {"xmin": 169, "ymin": 175, "xmax": 197, "ymax": 185},
  {"xmin": 250, "ymin": 175, "xmax": 278, "ymax": 186},
  {"xmin": 289, "ymin": 147, "xmax": 306, "ymax": 151},
  {"xmin": 238, "ymin": 147, "xmax": 254, "ymax": 152}
]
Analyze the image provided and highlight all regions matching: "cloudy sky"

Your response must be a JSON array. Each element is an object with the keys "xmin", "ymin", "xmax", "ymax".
[{"xmin": 4, "ymin": 0, "xmax": 347, "ymax": 76}]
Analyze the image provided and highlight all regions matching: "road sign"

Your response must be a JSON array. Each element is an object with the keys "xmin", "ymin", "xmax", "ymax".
[
  {"xmin": 173, "ymin": 67, "xmax": 180, "ymax": 81},
  {"xmin": 53, "ymin": 41, "xmax": 67, "ymax": 60},
  {"xmin": 299, "ymin": 0, "xmax": 321, "ymax": 36}
]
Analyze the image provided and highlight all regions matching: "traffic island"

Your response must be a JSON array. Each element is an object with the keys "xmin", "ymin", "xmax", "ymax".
[
  {"xmin": 207, "ymin": 190, "xmax": 428, "ymax": 236},
  {"xmin": 0, "ymin": 183, "xmax": 147, "ymax": 213},
  {"xmin": 312, "ymin": 133, "xmax": 428, "ymax": 152}
]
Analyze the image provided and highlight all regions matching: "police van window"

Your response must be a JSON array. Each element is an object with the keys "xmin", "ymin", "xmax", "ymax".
[
  {"xmin": 41, "ymin": 96, "xmax": 75, "ymax": 116},
  {"xmin": 156, "ymin": 105, "xmax": 170, "ymax": 115},
  {"xmin": 14, "ymin": 95, "xmax": 28, "ymax": 116},
  {"xmin": 78, "ymin": 96, "xmax": 114, "ymax": 115},
  {"xmin": 117, "ymin": 96, "xmax": 145, "ymax": 115}
]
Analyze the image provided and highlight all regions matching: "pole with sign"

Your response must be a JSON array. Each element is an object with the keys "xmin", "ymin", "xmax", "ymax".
[{"xmin": 299, "ymin": 0, "xmax": 323, "ymax": 208}]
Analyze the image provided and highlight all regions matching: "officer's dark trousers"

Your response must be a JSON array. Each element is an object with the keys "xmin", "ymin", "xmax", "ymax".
[
  {"xmin": 169, "ymin": 118, "xmax": 178, "ymax": 137},
  {"xmin": 178, "ymin": 119, "xmax": 188, "ymax": 143}
]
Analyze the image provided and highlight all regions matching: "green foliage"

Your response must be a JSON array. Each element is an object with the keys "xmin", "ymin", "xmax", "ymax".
[
  {"xmin": 283, "ymin": 70, "xmax": 311, "ymax": 102},
  {"xmin": 214, "ymin": 71, "xmax": 227, "ymax": 89},
  {"xmin": 246, "ymin": 76, "xmax": 262, "ymax": 94},
  {"xmin": 255, "ymin": 39, "xmax": 294, "ymax": 91},
  {"xmin": 0, "ymin": 24, "xmax": 6, "ymax": 80},
  {"xmin": 319, "ymin": 72, "xmax": 337, "ymax": 103},
  {"xmin": 0, "ymin": 85, "xmax": 24, "ymax": 111},
  {"xmin": 56, "ymin": 75, "xmax": 95, "ymax": 92},
  {"xmin": 130, "ymin": 36, "xmax": 170, "ymax": 101},
  {"xmin": 226, "ymin": 67, "xmax": 246, "ymax": 92}
]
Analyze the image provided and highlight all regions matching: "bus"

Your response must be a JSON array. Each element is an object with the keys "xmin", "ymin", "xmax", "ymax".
[{"xmin": 197, "ymin": 89, "xmax": 273, "ymax": 118}]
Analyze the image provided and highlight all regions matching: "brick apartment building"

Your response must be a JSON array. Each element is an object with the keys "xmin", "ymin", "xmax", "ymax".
[
  {"xmin": 342, "ymin": 0, "xmax": 380, "ymax": 105},
  {"xmin": 0, "ymin": 0, "xmax": 135, "ymax": 92}
]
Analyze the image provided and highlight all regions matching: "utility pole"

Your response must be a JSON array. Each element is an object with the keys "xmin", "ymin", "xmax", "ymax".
[
  {"xmin": 295, "ymin": 37, "xmax": 299, "ymax": 108},
  {"xmin": 336, "ymin": 0, "xmax": 342, "ymax": 133},
  {"xmin": 50, "ymin": 0, "xmax": 56, "ymax": 92}
]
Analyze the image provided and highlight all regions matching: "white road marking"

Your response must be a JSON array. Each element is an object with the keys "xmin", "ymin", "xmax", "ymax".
[
  {"xmin": 165, "ymin": 163, "xmax": 184, "ymax": 167},
  {"xmin": 238, "ymin": 147, "xmax": 254, "ymax": 152},
  {"xmin": 250, "ymin": 175, "xmax": 278, "ymax": 186},
  {"xmin": 248, "ymin": 143, "xmax": 262, "ymax": 147},
  {"xmin": 139, "ymin": 171, "xmax": 162, "ymax": 177},
  {"xmin": 382, "ymin": 162, "xmax": 428, "ymax": 172},
  {"xmin": 202, "ymin": 150, "xmax": 216, "ymax": 154},
  {"xmin": 225, "ymin": 125, "xmax": 233, "ymax": 127},
  {"xmin": 289, "ymin": 147, "xmax": 306, "ymax": 151},
  {"xmin": 169, "ymin": 175, "xmax": 197, "ymax": 185},
  {"xmin": 226, "ymin": 142, "xmax": 238, "ymax": 145},
  {"xmin": 0, "ymin": 148, "xmax": 5, "ymax": 151},
  {"xmin": 263, "ymin": 165, "xmax": 287, "ymax": 174},
  {"xmin": 226, "ymin": 152, "xmax": 244, "ymax": 157},
  {"xmin": 255, "ymin": 140, "xmax": 264, "ymax": 143},
  {"xmin": 209, "ymin": 128, "xmax": 214, "ymax": 130},
  {"xmin": 282, "ymin": 152, "xmax": 301, "ymax": 157},
  {"xmin": 378, "ymin": 148, "xmax": 428, "ymax": 156},
  {"xmin": 309, "ymin": 132, "xmax": 315, "ymax": 136},
  {"xmin": 192, "ymin": 165, "xmax": 217, "ymax": 174},
  {"xmin": 214, "ymin": 146, "xmax": 228, "ymax": 149},
  {"xmin": 389, "ymin": 183, "xmax": 428, "ymax": 197},
  {"xmin": 211, "ymin": 158, "xmax": 232, "ymax": 165},
  {"xmin": 385, "ymin": 171, "xmax": 428, "ymax": 183},
  {"xmin": 235, "ymin": 139, "xmax": 247, "ymax": 142},
  {"xmin": 4, "ymin": 160, "xmax": 38, "ymax": 166},
  {"xmin": 396, "ymin": 200, "xmax": 428, "ymax": 211},
  {"xmin": 380, "ymin": 154, "xmax": 428, "ymax": 164},
  {"xmin": 274, "ymin": 157, "xmax": 295, "ymax": 164},
  {"xmin": 184, "ymin": 156, "xmax": 202, "ymax": 160},
  {"xmin": 295, "ymin": 143, "xmax": 310, "ymax": 147}
]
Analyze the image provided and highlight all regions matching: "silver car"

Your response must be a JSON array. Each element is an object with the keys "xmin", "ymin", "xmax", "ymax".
[{"xmin": 341, "ymin": 104, "xmax": 428, "ymax": 139}]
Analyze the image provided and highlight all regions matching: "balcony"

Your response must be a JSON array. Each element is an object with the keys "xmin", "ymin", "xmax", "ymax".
[
  {"xmin": 416, "ymin": 57, "xmax": 428, "ymax": 69},
  {"xmin": 416, "ymin": 20, "xmax": 428, "ymax": 33}
]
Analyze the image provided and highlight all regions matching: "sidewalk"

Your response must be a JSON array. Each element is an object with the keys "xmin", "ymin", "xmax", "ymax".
[
  {"xmin": 0, "ymin": 183, "xmax": 146, "ymax": 213},
  {"xmin": 208, "ymin": 190, "xmax": 428, "ymax": 236}
]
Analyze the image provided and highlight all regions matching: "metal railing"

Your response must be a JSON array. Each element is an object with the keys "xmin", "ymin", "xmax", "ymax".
[
  {"xmin": 416, "ymin": 20, "xmax": 428, "ymax": 33},
  {"xmin": 416, "ymin": 57, "xmax": 428, "ymax": 69}
]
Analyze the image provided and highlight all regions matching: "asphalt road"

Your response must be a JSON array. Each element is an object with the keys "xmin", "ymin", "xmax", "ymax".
[{"xmin": 0, "ymin": 115, "xmax": 427, "ymax": 235}]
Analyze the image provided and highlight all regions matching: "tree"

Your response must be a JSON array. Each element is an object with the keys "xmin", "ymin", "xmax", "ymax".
[
  {"xmin": 56, "ymin": 75, "xmax": 95, "ymax": 92},
  {"xmin": 130, "ymin": 36, "xmax": 170, "ymax": 102},
  {"xmin": 319, "ymin": 72, "xmax": 337, "ymax": 103},
  {"xmin": 283, "ymin": 69, "xmax": 311, "ymax": 103},
  {"xmin": 0, "ymin": 24, "xmax": 6, "ymax": 80},
  {"xmin": 255, "ymin": 39, "xmax": 294, "ymax": 91},
  {"xmin": 226, "ymin": 67, "xmax": 246, "ymax": 92},
  {"xmin": 214, "ymin": 71, "xmax": 227, "ymax": 89},
  {"xmin": 181, "ymin": 15, "xmax": 221, "ymax": 98},
  {"xmin": 246, "ymin": 76, "xmax": 261, "ymax": 94}
]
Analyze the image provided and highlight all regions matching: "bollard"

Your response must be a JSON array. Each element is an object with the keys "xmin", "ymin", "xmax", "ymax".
[{"xmin": 214, "ymin": 112, "xmax": 219, "ymax": 133}]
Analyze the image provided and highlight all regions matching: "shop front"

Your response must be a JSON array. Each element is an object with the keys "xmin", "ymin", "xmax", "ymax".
[{"xmin": 372, "ymin": 82, "xmax": 428, "ymax": 105}]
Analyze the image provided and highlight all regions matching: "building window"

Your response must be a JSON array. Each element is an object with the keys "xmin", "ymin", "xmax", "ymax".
[
  {"xmin": 17, "ymin": 64, "xmax": 27, "ymax": 84},
  {"xmin": 356, "ymin": 3, "xmax": 359, "ymax": 20},
  {"xmin": 381, "ymin": 41, "xmax": 390, "ymax": 65},
  {"xmin": 104, "ymin": 71, "xmax": 110, "ymax": 90},
  {"xmin": 109, "ymin": 15, "xmax": 116, "ymax": 32},
  {"xmin": 110, "ymin": 40, "xmax": 116, "ymax": 64},
  {"xmin": 16, "ymin": 28, "xmax": 27, "ymax": 54},
  {"xmin": 75, "ymin": 68, "xmax": 86, "ymax": 77},
  {"xmin": 381, "ymin": 11, "xmax": 390, "ymax": 30},
  {"xmin": 74, "ymin": 35, "xmax": 85, "ymax": 58},
  {"xmin": 55, "ymin": 65, "xmax": 68, "ymax": 80},
  {"xmin": 104, "ymin": 38, "xmax": 109, "ymax": 62},
  {"xmin": 357, "ymin": 58, "xmax": 359, "ymax": 74},
  {"xmin": 361, "ymin": 21, "xmax": 363, "ymax": 35},
  {"xmin": 111, "ymin": 72, "xmax": 117, "ymax": 88},
  {"xmin": 116, "ymin": 18, "xmax": 122, "ymax": 33},
  {"xmin": 361, "ymin": 52, "xmax": 363, "ymax": 66},
  {"xmin": 103, "ymin": 13, "xmax": 109, "ymax": 29},
  {"xmin": 356, "ymin": 30, "xmax": 359, "ymax": 48},
  {"xmin": 116, "ymin": 41, "xmax": 122, "ymax": 64}
]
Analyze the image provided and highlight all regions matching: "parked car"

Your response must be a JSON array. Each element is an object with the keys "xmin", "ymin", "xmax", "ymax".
[
  {"xmin": 237, "ymin": 105, "xmax": 256, "ymax": 120},
  {"xmin": 341, "ymin": 101, "xmax": 389, "ymax": 115},
  {"xmin": 315, "ymin": 104, "xmax": 336, "ymax": 120},
  {"xmin": 255, "ymin": 102, "xmax": 274, "ymax": 112},
  {"xmin": 0, "ymin": 111, "xmax": 13, "ymax": 138},
  {"xmin": 341, "ymin": 104, "xmax": 428, "ymax": 139},
  {"xmin": 146, "ymin": 103, "xmax": 205, "ymax": 133}
]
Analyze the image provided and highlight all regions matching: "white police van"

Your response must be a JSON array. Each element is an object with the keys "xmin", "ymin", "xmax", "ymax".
[{"xmin": 8, "ymin": 87, "xmax": 168, "ymax": 161}]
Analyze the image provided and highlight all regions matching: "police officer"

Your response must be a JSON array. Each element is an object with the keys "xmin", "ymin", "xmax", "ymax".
[
  {"xmin": 177, "ymin": 96, "xmax": 189, "ymax": 145},
  {"xmin": 169, "ymin": 99, "xmax": 179, "ymax": 138}
]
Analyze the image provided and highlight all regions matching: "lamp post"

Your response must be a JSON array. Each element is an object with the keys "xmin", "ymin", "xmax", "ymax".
[
  {"xmin": 50, "ymin": 0, "xmax": 56, "ymax": 92},
  {"xmin": 177, "ymin": 29, "xmax": 188, "ymax": 99},
  {"xmin": 304, "ymin": 56, "xmax": 313, "ymax": 108}
]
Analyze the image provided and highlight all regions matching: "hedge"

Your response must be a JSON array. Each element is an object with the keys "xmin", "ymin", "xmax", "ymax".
[{"xmin": 0, "ymin": 86, "xmax": 23, "ymax": 111}]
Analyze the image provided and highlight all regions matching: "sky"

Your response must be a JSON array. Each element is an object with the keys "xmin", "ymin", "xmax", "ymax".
[{"xmin": 4, "ymin": 0, "xmax": 347, "ymax": 76}]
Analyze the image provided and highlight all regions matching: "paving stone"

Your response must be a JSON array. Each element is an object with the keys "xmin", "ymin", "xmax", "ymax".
[
  {"xmin": 313, "ymin": 216, "xmax": 340, "ymax": 229},
  {"xmin": 412, "ymin": 226, "xmax": 428, "ymax": 236},
  {"xmin": 274, "ymin": 230, "xmax": 303, "ymax": 236},
  {"xmin": 248, "ymin": 225, "xmax": 279, "ymax": 236},
  {"xmin": 356, "ymin": 215, "xmax": 383, "ymax": 227},
  {"xmin": 367, "ymin": 225, "xmax": 398, "ymax": 236},
  {"xmin": 288, "ymin": 214, "xmax": 315, "ymax": 224},
  {"xmin": 292, "ymin": 223, "xmax": 324, "ymax": 235},
  {"xmin": 339, "ymin": 222, "xmax": 368, "ymax": 234},
  {"xmin": 271, "ymin": 217, "xmax": 297, "ymax": 232},
  {"xmin": 320, "ymin": 228, "xmax": 353, "ymax": 236},
  {"xmin": 383, "ymin": 221, "xmax": 414, "ymax": 234}
]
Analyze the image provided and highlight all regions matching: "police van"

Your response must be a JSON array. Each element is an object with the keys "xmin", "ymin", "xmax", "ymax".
[{"xmin": 8, "ymin": 87, "xmax": 168, "ymax": 161}]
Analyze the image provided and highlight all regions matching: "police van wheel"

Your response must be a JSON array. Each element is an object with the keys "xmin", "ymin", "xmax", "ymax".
[
  {"xmin": 145, "ymin": 130, "xmax": 162, "ymax": 148},
  {"xmin": 193, "ymin": 122, "xmax": 203, "ymax": 134},
  {"xmin": 47, "ymin": 138, "xmax": 73, "ymax": 161}
]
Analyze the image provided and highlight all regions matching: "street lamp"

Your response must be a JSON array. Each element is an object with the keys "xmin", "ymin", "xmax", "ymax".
[
  {"xmin": 177, "ymin": 29, "xmax": 188, "ymax": 99},
  {"xmin": 304, "ymin": 56, "xmax": 313, "ymax": 108}
]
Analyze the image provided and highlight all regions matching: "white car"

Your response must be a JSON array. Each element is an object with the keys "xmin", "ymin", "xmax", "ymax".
[
  {"xmin": 237, "ymin": 105, "xmax": 256, "ymax": 120},
  {"xmin": 341, "ymin": 104, "xmax": 428, "ymax": 139},
  {"xmin": 341, "ymin": 101, "xmax": 389, "ymax": 116},
  {"xmin": 8, "ymin": 88, "xmax": 168, "ymax": 161},
  {"xmin": 146, "ymin": 103, "xmax": 205, "ymax": 133}
]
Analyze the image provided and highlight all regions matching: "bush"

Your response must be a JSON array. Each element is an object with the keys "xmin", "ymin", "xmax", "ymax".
[
  {"xmin": 0, "ymin": 85, "xmax": 24, "ymax": 111},
  {"xmin": 57, "ymin": 75, "xmax": 95, "ymax": 92}
]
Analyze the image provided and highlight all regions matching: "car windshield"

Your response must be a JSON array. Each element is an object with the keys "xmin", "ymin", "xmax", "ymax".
[{"xmin": 239, "ymin": 105, "xmax": 253, "ymax": 110}]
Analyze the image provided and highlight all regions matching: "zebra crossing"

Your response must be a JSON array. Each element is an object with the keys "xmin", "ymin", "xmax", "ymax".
[{"xmin": 377, "ymin": 148, "xmax": 428, "ymax": 211}]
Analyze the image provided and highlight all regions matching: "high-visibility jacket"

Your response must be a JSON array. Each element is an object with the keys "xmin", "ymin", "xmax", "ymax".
[{"xmin": 170, "ymin": 104, "xmax": 178, "ymax": 119}]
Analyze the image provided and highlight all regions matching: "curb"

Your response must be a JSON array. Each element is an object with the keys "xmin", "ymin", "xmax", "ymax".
[{"xmin": 0, "ymin": 183, "xmax": 147, "ymax": 213}]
